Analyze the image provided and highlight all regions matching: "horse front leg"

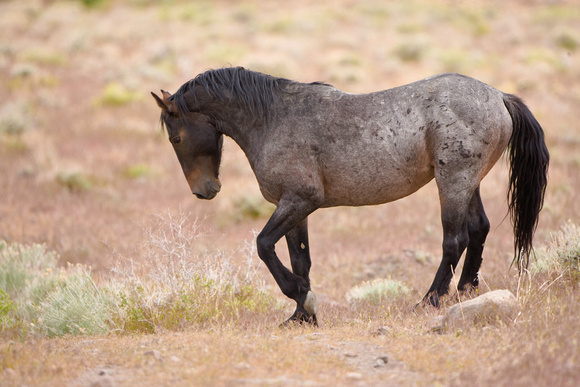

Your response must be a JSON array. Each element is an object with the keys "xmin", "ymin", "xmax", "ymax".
[
  {"xmin": 284, "ymin": 217, "xmax": 317, "ymax": 326},
  {"xmin": 256, "ymin": 194, "xmax": 318, "ymax": 326}
]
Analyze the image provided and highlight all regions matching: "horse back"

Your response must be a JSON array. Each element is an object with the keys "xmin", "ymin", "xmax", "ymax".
[{"xmin": 257, "ymin": 74, "xmax": 512, "ymax": 207}]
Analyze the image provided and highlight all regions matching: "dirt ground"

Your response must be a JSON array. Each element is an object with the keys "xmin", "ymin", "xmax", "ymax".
[{"xmin": 1, "ymin": 0, "xmax": 579, "ymax": 386}]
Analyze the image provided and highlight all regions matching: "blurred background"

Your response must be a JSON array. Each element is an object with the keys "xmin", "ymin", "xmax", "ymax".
[{"xmin": 1, "ymin": 0, "xmax": 579, "ymax": 301}]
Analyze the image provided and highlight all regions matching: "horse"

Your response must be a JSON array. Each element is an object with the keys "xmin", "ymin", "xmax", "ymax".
[{"xmin": 152, "ymin": 67, "xmax": 549, "ymax": 326}]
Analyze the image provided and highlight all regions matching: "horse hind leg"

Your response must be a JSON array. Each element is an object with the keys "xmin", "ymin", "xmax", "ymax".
[
  {"xmin": 424, "ymin": 184, "xmax": 473, "ymax": 307},
  {"xmin": 457, "ymin": 186, "xmax": 490, "ymax": 292}
]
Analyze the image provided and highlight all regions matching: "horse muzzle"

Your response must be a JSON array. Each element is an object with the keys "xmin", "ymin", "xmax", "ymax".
[{"xmin": 192, "ymin": 179, "xmax": 221, "ymax": 200}]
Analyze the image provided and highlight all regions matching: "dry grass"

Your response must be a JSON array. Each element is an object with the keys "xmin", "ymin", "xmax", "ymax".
[{"xmin": 1, "ymin": 0, "xmax": 580, "ymax": 385}]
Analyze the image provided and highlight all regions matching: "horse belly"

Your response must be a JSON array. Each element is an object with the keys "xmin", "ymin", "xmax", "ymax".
[{"xmin": 319, "ymin": 146, "xmax": 435, "ymax": 207}]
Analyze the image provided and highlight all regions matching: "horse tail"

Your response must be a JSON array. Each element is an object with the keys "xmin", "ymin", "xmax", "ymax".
[{"xmin": 503, "ymin": 94, "xmax": 549, "ymax": 272}]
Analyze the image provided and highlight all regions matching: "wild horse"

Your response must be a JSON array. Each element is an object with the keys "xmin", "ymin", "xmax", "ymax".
[{"xmin": 152, "ymin": 67, "xmax": 549, "ymax": 326}]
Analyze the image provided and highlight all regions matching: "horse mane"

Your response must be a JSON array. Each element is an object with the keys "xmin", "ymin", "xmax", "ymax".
[{"xmin": 169, "ymin": 67, "xmax": 296, "ymax": 121}]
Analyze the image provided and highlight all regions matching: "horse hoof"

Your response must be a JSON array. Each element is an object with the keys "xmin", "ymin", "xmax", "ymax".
[
  {"xmin": 279, "ymin": 309, "xmax": 318, "ymax": 328},
  {"xmin": 304, "ymin": 291, "xmax": 318, "ymax": 316}
]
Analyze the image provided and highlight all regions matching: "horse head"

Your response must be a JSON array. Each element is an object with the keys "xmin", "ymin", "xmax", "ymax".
[{"xmin": 152, "ymin": 90, "xmax": 223, "ymax": 200}]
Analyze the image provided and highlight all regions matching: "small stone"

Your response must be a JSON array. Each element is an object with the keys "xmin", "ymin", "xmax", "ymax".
[
  {"xmin": 346, "ymin": 372, "xmax": 362, "ymax": 380},
  {"xmin": 374, "ymin": 358, "xmax": 386, "ymax": 368},
  {"xmin": 90, "ymin": 375, "xmax": 115, "ymax": 387},
  {"xmin": 3, "ymin": 368, "xmax": 16, "ymax": 377},
  {"xmin": 371, "ymin": 326, "xmax": 392, "ymax": 337},
  {"xmin": 170, "ymin": 356, "xmax": 181, "ymax": 363},
  {"xmin": 144, "ymin": 350, "xmax": 162, "ymax": 361},
  {"xmin": 344, "ymin": 352, "xmax": 358, "ymax": 358},
  {"xmin": 235, "ymin": 362, "xmax": 251, "ymax": 370},
  {"xmin": 376, "ymin": 355, "xmax": 389, "ymax": 366},
  {"xmin": 429, "ymin": 315, "xmax": 445, "ymax": 334}
]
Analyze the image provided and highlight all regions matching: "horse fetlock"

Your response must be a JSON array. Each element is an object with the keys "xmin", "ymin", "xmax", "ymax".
[{"xmin": 303, "ymin": 291, "xmax": 318, "ymax": 316}]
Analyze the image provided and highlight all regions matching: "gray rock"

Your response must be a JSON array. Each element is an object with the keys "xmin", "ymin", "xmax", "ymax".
[
  {"xmin": 440, "ymin": 289, "xmax": 518, "ymax": 331},
  {"xmin": 144, "ymin": 349, "xmax": 163, "ymax": 361},
  {"xmin": 374, "ymin": 355, "xmax": 389, "ymax": 368},
  {"xmin": 370, "ymin": 326, "xmax": 393, "ymax": 337}
]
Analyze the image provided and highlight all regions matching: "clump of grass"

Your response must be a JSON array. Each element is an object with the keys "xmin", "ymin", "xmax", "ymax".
[
  {"xmin": 1, "ymin": 241, "xmax": 113, "ymax": 337},
  {"xmin": 524, "ymin": 48, "xmax": 566, "ymax": 72},
  {"xmin": 392, "ymin": 42, "xmax": 426, "ymax": 63},
  {"xmin": 232, "ymin": 195, "xmax": 275, "ymax": 221},
  {"xmin": 123, "ymin": 164, "xmax": 154, "ymax": 180},
  {"xmin": 78, "ymin": 0, "xmax": 109, "ymax": 9},
  {"xmin": 532, "ymin": 222, "xmax": 580, "ymax": 281},
  {"xmin": 437, "ymin": 49, "xmax": 475, "ymax": 73},
  {"xmin": 39, "ymin": 264, "xmax": 114, "ymax": 337},
  {"xmin": 56, "ymin": 171, "xmax": 93, "ymax": 192},
  {"xmin": 0, "ymin": 241, "xmax": 59, "ymax": 337},
  {"xmin": 555, "ymin": 32, "xmax": 578, "ymax": 52},
  {"xmin": 346, "ymin": 278, "xmax": 410, "ymax": 306},
  {"xmin": 109, "ymin": 211, "xmax": 276, "ymax": 333},
  {"xmin": 0, "ymin": 102, "xmax": 33, "ymax": 137},
  {"xmin": 205, "ymin": 45, "xmax": 247, "ymax": 66},
  {"xmin": 94, "ymin": 82, "xmax": 142, "ymax": 107},
  {"xmin": 23, "ymin": 50, "xmax": 67, "ymax": 66},
  {"xmin": 0, "ymin": 213, "xmax": 276, "ymax": 339}
]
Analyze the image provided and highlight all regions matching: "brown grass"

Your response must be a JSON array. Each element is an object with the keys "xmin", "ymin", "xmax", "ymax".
[{"xmin": 1, "ymin": 0, "xmax": 580, "ymax": 385}]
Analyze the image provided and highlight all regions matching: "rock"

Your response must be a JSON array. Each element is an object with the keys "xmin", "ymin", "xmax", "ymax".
[
  {"xmin": 235, "ymin": 362, "xmax": 251, "ymax": 370},
  {"xmin": 90, "ymin": 375, "xmax": 115, "ymax": 387},
  {"xmin": 144, "ymin": 350, "xmax": 163, "ymax": 361},
  {"xmin": 346, "ymin": 372, "xmax": 362, "ymax": 380},
  {"xmin": 370, "ymin": 326, "xmax": 392, "ymax": 337},
  {"xmin": 440, "ymin": 289, "xmax": 518, "ymax": 331},
  {"xmin": 377, "ymin": 355, "xmax": 389, "ymax": 364},
  {"xmin": 3, "ymin": 368, "xmax": 16, "ymax": 378},
  {"xmin": 374, "ymin": 355, "xmax": 389, "ymax": 368}
]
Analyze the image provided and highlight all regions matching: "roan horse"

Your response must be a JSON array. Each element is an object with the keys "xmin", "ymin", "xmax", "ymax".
[{"xmin": 152, "ymin": 67, "xmax": 549, "ymax": 326}]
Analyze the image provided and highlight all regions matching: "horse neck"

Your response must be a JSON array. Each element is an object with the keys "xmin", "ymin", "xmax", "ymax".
[{"xmin": 209, "ymin": 104, "xmax": 270, "ymax": 158}]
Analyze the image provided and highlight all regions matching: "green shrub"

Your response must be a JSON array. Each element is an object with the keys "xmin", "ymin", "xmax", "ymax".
[
  {"xmin": 0, "ymin": 213, "xmax": 276, "ymax": 339},
  {"xmin": 79, "ymin": 0, "xmax": 108, "ymax": 9},
  {"xmin": 94, "ymin": 82, "xmax": 142, "ymax": 107},
  {"xmin": 533, "ymin": 222, "xmax": 580, "ymax": 280},
  {"xmin": 56, "ymin": 171, "xmax": 93, "ymax": 192},
  {"xmin": 346, "ymin": 278, "xmax": 410, "ymax": 306},
  {"xmin": 0, "ymin": 241, "xmax": 60, "ymax": 336},
  {"xmin": 232, "ymin": 195, "xmax": 275, "ymax": 221},
  {"xmin": 110, "ymin": 212, "xmax": 276, "ymax": 332},
  {"xmin": 123, "ymin": 164, "xmax": 154, "ymax": 180},
  {"xmin": 392, "ymin": 43, "xmax": 426, "ymax": 63},
  {"xmin": 555, "ymin": 32, "xmax": 578, "ymax": 52},
  {"xmin": 0, "ymin": 103, "xmax": 32, "ymax": 136},
  {"xmin": 38, "ymin": 265, "xmax": 114, "ymax": 337}
]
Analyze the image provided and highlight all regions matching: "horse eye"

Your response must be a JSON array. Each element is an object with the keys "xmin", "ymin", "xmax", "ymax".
[{"xmin": 171, "ymin": 136, "xmax": 181, "ymax": 145}]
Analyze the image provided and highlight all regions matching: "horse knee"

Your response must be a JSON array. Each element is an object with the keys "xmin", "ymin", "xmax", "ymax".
[{"xmin": 256, "ymin": 233, "xmax": 274, "ymax": 262}]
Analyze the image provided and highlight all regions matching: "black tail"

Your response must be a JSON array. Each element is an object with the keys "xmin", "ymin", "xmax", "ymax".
[{"xmin": 503, "ymin": 94, "xmax": 549, "ymax": 272}]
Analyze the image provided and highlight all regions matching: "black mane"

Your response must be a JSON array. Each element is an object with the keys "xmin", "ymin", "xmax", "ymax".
[{"xmin": 170, "ymin": 67, "xmax": 294, "ymax": 121}]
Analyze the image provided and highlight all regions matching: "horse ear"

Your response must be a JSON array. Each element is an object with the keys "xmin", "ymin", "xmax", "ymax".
[{"xmin": 151, "ymin": 91, "xmax": 168, "ymax": 111}]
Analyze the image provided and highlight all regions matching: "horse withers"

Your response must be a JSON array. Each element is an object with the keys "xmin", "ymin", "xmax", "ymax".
[{"xmin": 152, "ymin": 67, "xmax": 549, "ymax": 326}]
